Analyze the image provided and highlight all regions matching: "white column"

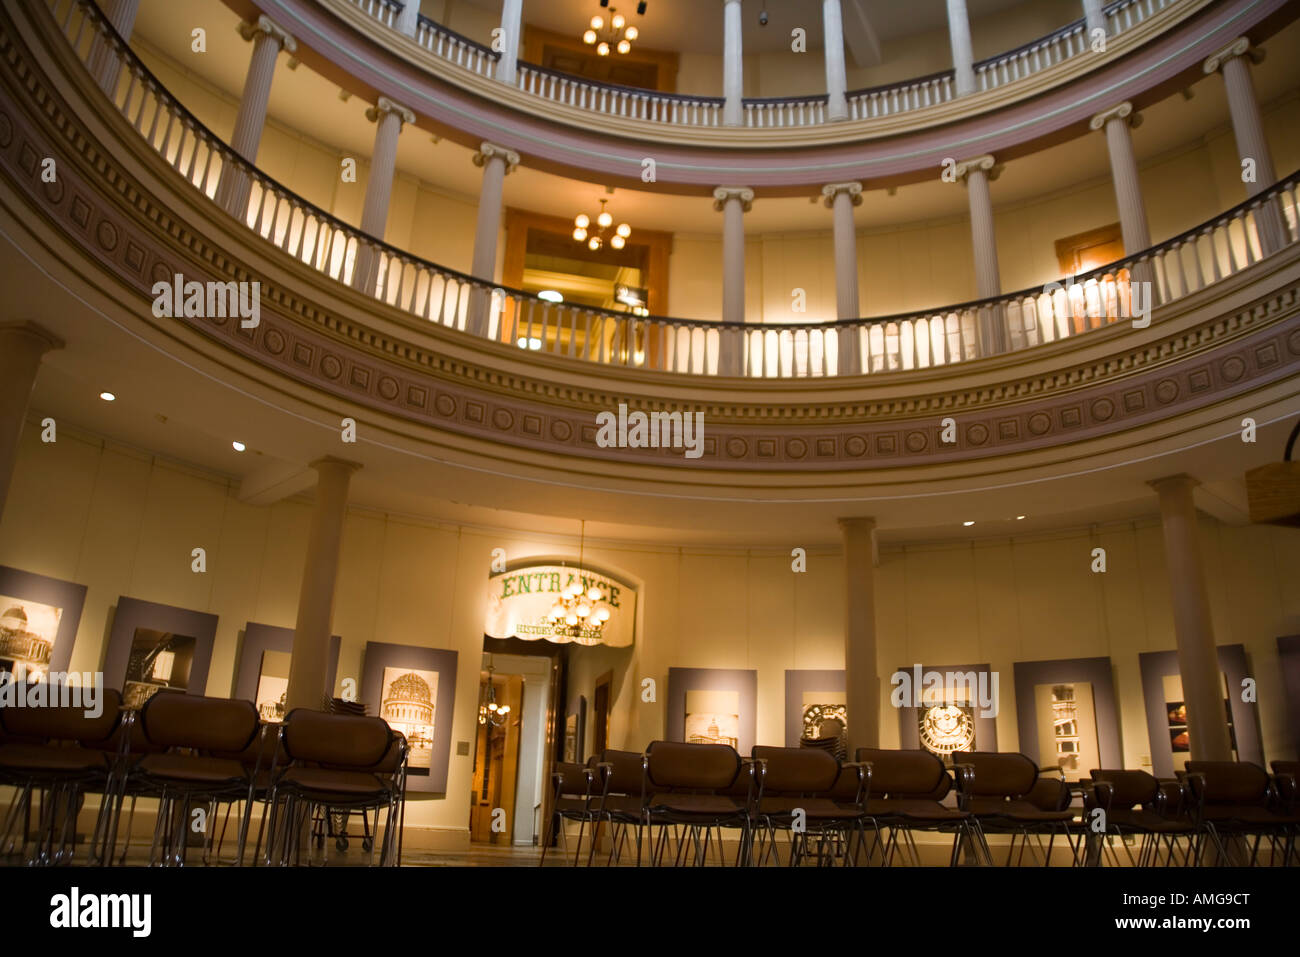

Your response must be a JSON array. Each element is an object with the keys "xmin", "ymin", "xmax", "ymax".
[
  {"xmin": 88, "ymin": 0, "xmax": 142, "ymax": 94},
  {"xmin": 1082, "ymin": 0, "xmax": 1106, "ymax": 35},
  {"xmin": 0, "ymin": 322, "xmax": 62, "ymax": 523},
  {"xmin": 1149, "ymin": 475, "xmax": 1234, "ymax": 762},
  {"xmin": 286, "ymin": 458, "xmax": 360, "ymax": 713},
  {"xmin": 722, "ymin": 0, "xmax": 744, "ymax": 126},
  {"xmin": 822, "ymin": 0, "xmax": 849, "ymax": 121},
  {"xmin": 467, "ymin": 143, "xmax": 520, "ymax": 336},
  {"xmin": 946, "ymin": 0, "xmax": 976, "ymax": 97},
  {"xmin": 1089, "ymin": 102, "xmax": 1150, "ymax": 255},
  {"xmin": 955, "ymin": 155, "xmax": 1005, "ymax": 355},
  {"xmin": 353, "ymin": 97, "xmax": 415, "ymax": 292},
  {"xmin": 396, "ymin": 0, "xmax": 420, "ymax": 37},
  {"xmin": 1204, "ymin": 38, "xmax": 1285, "ymax": 254},
  {"xmin": 216, "ymin": 16, "xmax": 296, "ymax": 217},
  {"xmin": 497, "ymin": 0, "xmax": 524, "ymax": 85},
  {"xmin": 713, "ymin": 186, "xmax": 752, "ymax": 375},
  {"xmin": 824, "ymin": 182, "xmax": 863, "ymax": 375},
  {"xmin": 839, "ymin": 517, "xmax": 880, "ymax": 753}
]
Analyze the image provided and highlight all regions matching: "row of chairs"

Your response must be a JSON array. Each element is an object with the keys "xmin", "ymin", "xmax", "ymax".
[
  {"xmin": 544, "ymin": 742, "xmax": 1299, "ymax": 867},
  {"xmin": 0, "ymin": 684, "xmax": 409, "ymax": 866}
]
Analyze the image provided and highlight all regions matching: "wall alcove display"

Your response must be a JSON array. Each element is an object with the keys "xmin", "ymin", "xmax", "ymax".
[
  {"xmin": 1013, "ymin": 657, "xmax": 1122, "ymax": 780},
  {"xmin": 233, "ymin": 623, "xmax": 342, "ymax": 722},
  {"xmin": 1138, "ymin": 645, "xmax": 1262, "ymax": 777},
  {"xmin": 361, "ymin": 642, "xmax": 458, "ymax": 793},
  {"xmin": 101, "ymin": 597, "xmax": 217, "ymax": 709},
  {"xmin": 784, "ymin": 669, "xmax": 847, "ymax": 757},
  {"xmin": 0, "ymin": 565, "xmax": 87, "ymax": 681},
  {"xmin": 1279, "ymin": 635, "xmax": 1300, "ymax": 759},
  {"xmin": 892, "ymin": 663, "xmax": 998, "ymax": 759},
  {"xmin": 666, "ymin": 668, "xmax": 757, "ymax": 755}
]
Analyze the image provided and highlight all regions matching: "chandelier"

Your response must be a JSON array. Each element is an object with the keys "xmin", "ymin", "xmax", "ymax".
[
  {"xmin": 543, "ymin": 522, "xmax": 613, "ymax": 644},
  {"xmin": 583, "ymin": 6, "xmax": 638, "ymax": 56},
  {"xmin": 573, "ymin": 199, "xmax": 631, "ymax": 252},
  {"xmin": 477, "ymin": 660, "xmax": 510, "ymax": 727}
]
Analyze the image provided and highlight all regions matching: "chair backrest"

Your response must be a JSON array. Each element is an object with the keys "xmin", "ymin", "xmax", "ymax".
[
  {"xmin": 599, "ymin": 749, "xmax": 645, "ymax": 795},
  {"xmin": 856, "ymin": 748, "xmax": 946, "ymax": 798},
  {"xmin": 752, "ymin": 745, "xmax": 839, "ymax": 795},
  {"xmin": 141, "ymin": 693, "xmax": 259, "ymax": 753},
  {"xmin": 1090, "ymin": 769, "xmax": 1159, "ymax": 808},
  {"xmin": 1184, "ymin": 761, "xmax": 1270, "ymax": 805},
  {"xmin": 959, "ymin": 751, "xmax": 1038, "ymax": 798},
  {"xmin": 1272, "ymin": 761, "xmax": 1300, "ymax": 804},
  {"xmin": 280, "ymin": 708, "xmax": 391, "ymax": 768},
  {"xmin": 0, "ymin": 684, "xmax": 122, "ymax": 743},
  {"xmin": 553, "ymin": 761, "xmax": 592, "ymax": 797},
  {"xmin": 646, "ymin": 740, "xmax": 739, "ymax": 791}
]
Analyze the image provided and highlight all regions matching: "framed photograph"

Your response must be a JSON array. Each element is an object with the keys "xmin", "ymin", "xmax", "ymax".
[
  {"xmin": 784, "ymin": 669, "xmax": 847, "ymax": 757},
  {"xmin": 1014, "ymin": 657, "xmax": 1121, "ymax": 779},
  {"xmin": 361, "ymin": 642, "xmax": 458, "ymax": 793},
  {"xmin": 1139, "ymin": 645, "xmax": 1261, "ymax": 777},
  {"xmin": 0, "ymin": 565, "xmax": 87, "ymax": 681},
  {"xmin": 666, "ymin": 668, "xmax": 757, "ymax": 755},
  {"xmin": 232, "ymin": 622, "xmax": 342, "ymax": 721},
  {"xmin": 101, "ymin": 598, "xmax": 217, "ymax": 708},
  {"xmin": 893, "ymin": 662, "xmax": 998, "ymax": 759}
]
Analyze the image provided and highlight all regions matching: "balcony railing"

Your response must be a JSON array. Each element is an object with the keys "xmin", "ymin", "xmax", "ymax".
[
  {"xmin": 344, "ymin": 0, "xmax": 1180, "ymax": 129},
  {"xmin": 48, "ymin": 0, "xmax": 1300, "ymax": 381}
]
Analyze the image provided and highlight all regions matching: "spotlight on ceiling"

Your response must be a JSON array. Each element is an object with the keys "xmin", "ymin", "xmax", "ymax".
[
  {"xmin": 962, "ymin": 520, "xmax": 975, "ymax": 527},
  {"xmin": 1016, "ymin": 515, "xmax": 1026, "ymax": 520},
  {"xmin": 99, "ymin": 391, "xmax": 116, "ymax": 402},
  {"xmin": 232, "ymin": 441, "xmax": 246, "ymax": 452}
]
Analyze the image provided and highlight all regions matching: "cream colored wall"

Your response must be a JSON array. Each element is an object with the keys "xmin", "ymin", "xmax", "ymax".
[{"xmin": 4, "ymin": 423, "xmax": 1298, "ymax": 843}]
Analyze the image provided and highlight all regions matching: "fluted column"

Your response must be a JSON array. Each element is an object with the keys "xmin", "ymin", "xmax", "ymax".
[
  {"xmin": 466, "ymin": 142, "xmax": 521, "ymax": 336},
  {"xmin": 954, "ymin": 155, "xmax": 1005, "ymax": 354},
  {"xmin": 352, "ymin": 97, "xmax": 415, "ymax": 292},
  {"xmin": 822, "ymin": 182, "xmax": 863, "ymax": 375},
  {"xmin": 1204, "ymin": 38, "xmax": 1286, "ymax": 254},
  {"xmin": 822, "ymin": 0, "xmax": 849, "ymax": 121},
  {"xmin": 497, "ymin": 0, "xmax": 524, "ymax": 85},
  {"xmin": 1149, "ymin": 475, "xmax": 1234, "ymax": 762},
  {"xmin": 722, "ymin": 0, "xmax": 744, "ymax": 126},
  {"xmin": 215, "ymin": 16, "xmax": 296, "ymax": 217},
  {"xmin": 0, "ymin": 323, "xmax": 63, "ymax": 523},
  {"xmin": 713, "ymin": 186, "xmax": 752, "ymax": 375},
  {"xmin": 286, "ymin": 457, "xmax": 361, "ymax": 713},
  {"xmin": 88, "ymin": 0, "xmax": 141, "ymax": 95},
  {"xmin": 946, "ymin": 0, "xmax": 976, "ymax": 96},
  {"xmin": 1082, "ymin": 0, "xmax": 1106, "ymax": 35},
  {"xmin": 840, "ymin": 517, "xmax": 879, "ymax": 753},
  {"xmin": 1090, "ymin": 102, "xmax": 1150, "ymax": 254}
]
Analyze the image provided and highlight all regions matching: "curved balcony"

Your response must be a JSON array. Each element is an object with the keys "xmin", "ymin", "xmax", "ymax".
[
  {"xmin": 349, "ymin": 0, "xmax": 1183, "ymax": 131},
  {"xmin": 58, "ymin": 0, "xmax": 1300, "ymax": 381}
]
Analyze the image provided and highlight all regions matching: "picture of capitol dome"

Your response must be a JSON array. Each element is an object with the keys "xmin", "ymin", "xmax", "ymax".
[
  {"xmin": 0, "ymin": 595, "xmax": 63, "ymax": 682},
  {"xmin": 381, "ymin": 667, "xmax": 438, "ymax": 773}
]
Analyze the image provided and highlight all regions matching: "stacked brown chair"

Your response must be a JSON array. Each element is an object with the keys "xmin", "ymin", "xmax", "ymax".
[
  {"xmin": 263, "ymin": 709, "xmax": 407, "ymax": 866},
  {"xmin": 1184, "ymin": 760, "xmax": 1299, "ymax": 866},
  {"xmin": 0, "ymin": 683, "xmax": 123, "ymax": 865},
  {"xmin": 130, "ymin": 693, "xmax": 261, "ymax": 865},
  {"xmin": 955, "ymin": 752, "xmax": 1077, "ymax": 866},
  {"xmin": 643, "ymin": 740, "xmax": 751, "ymax": 866},
  {"xmin": 541, "ymin": 760, "xmax": 600, "ymax": 865},
  {"xmin": 588, "ymin": 749, "xmax": 649, "ymax": 865},
  {"xmin": 751, "ymin": 745, "xmax": 867, "ymax": 866},
  {"xmin": 1084, "ymin": 769, "xmax": 1194, "ymax": 866},
  {"xmin": 857, "ymin": 748, "xmax": 984, "ymax": 865}
]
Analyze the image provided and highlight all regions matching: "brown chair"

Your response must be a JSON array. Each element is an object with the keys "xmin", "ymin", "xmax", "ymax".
[
  {"xmin": 130, "ymin": 693, "xmax": 261, "ymax": 866},
  {"xmin": 0, "ymin": 682, "xmax": 123, "ymax": 865},
  {"xmin": 955, "ymin": 751, "xmax": 1076, "ymax": 866},
  {"xmin": 541, "ymin": 760, "xmax": 599, "ymax": 866},
  {"xmin": 751, "ymin": 745, "xmax": 867, "ymax": 866},
  {"xmin": 1184, "ymin": 760, "xmax": 1299, "ymax": 866},
  {"xmin": 1084, "ymin": 769, "xmax": 1194, "ymax": 866},
  {"xmin": 643, "ymin": 740, "xmax": 750, "ymax": 866},
  {"xmin": 264, "ymin": 708, "xmax": 406, "ymax": 866},
  {"xmin": 858, "ymin": 748, "xmax": 984, "ymax": 866},
  {"xmin": 588, "ymin": 749, "xmax": 649, "ymax": 866},
  {"xmin": 1271, "ymin": 760, "xmax": 1299, "ymax": 865}
]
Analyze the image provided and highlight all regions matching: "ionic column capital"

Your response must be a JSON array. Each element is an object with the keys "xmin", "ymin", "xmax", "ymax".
[
  {"xmin": 0, "ymin": 320, "xmax": 65, "ymax": 353},
  {"xmin": 1089, "ymin": 100, "xmax": 1142, "ymax": 131},
  {"xmin": 821, "ymin": 181, "xmax": 863, "ymax": 208},
  {"xmin": 237, "ymin": 15, "xmax": 296, "ymax": 54},
  {"xmin": 1202, "ymin": 36, "xmax": 1264, "ymax": 75},
  {"xmin": 473, "ymin": 142, "xmax": 521, "ymax": 174},
  {"xmin": 837, "ymin": 515, "xmax": 877, "ymax": 533},
  {"xmin": 953, "ymin": 154, "xmax": 1001, "ymax": 182},
  {"xmin": 1148, "ymin": 473, "xmax": 1200, "ymax": 497},
  {"xmin": 310, "ymin": 456, "xmax": 363, "ymax": 477},
  {"xmin": 712, "ymin": 186, "xmax": 754, "ymax": 212},
  {"xmin": 365, "ymin": 96, "xmax": 415, "ymax": 127}
]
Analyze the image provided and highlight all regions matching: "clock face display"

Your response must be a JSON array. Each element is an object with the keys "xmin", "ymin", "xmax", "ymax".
[{"xmin": 919, "ymin": 704, "xmax": 976, "ymax": 754}]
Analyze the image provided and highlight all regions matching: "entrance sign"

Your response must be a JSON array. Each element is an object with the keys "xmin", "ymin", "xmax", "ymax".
[{"xmin": 485, "ymin": 564, "xmax": 635, "ymax": 647}]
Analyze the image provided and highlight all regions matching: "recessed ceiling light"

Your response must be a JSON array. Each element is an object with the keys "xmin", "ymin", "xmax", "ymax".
[
  {"xmin": 99, "ymin": 391, "xmax": 116, "ymax": 401},
  {"xmin": 1016, "ymin": 515, "xmax": 1026, "ymax": 520},
  {"xmin": 962, "ymin": 521, "xmax": 975, "ymax": 527},
  {"xmin": 537, "ymin": 290, "xmax": 563, "ymax": 303},
  {"xmin": 517, "ymin": 337, "xmax": 543, "ymax": 350},
  {"xmin": 232, "ymin": 441, "xmax": 246, "ymax": 452}
]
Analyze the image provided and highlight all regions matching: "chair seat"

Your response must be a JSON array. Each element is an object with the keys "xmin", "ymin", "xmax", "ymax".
[
  {"xmin": 649, "ymin": 794, "xmax": 743, "ymax": 817},
  {"xmin": 138, "ymin": 753, "xmax": 248, "ymax": 785},
  {"xmin": 868, "ymin": 798, "xmax": 968, "ymax": 822},
  {"xmin": 968, "ymin": 797, "xmax": 1073, "ymax": 822},
  {"xmin": 0, "ymin": 743, "xmax": 109, "ymax": 774},
  {"xmin": 278, "ymin": 766, "xmax": 389, "ymax": 797},
  {"xmin": 594, "ymin": 794, "xmax": 643, "ymax": 816},
  {"xmin": 1203, "ymin": 805, "xmax": 1300, "ymax": 827},
  {"xmin": 759, "ymin": 797, "xmax": 854, "ymax": 820},
  {"xmin": 1108, "ymin": 807, "xmax": 1193, "ymax": 833}
]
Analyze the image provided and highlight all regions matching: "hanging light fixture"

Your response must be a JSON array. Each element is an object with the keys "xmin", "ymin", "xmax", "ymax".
[
  {"xmin": 543, "ymin": 521, "xmax": 612, "ymax": 644},
  {"xmin": 477, "ymin": 657, "xmax": 511, "ymax": 727},
  {"xmin": 582, "ymin": 5, "xmax": 638, "ymax": 55},
  {"xmin": 573, "ymin": 198, "xmax": 631, "ymax": 252}
]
